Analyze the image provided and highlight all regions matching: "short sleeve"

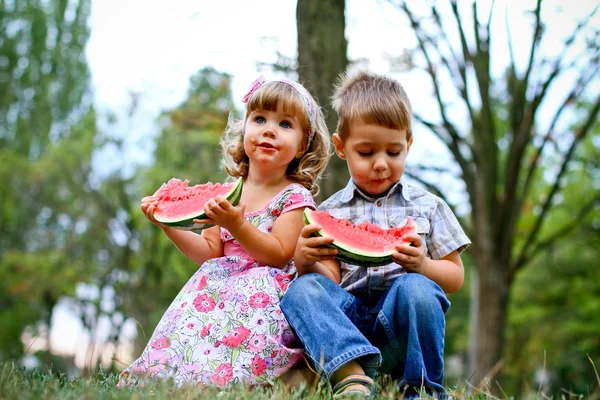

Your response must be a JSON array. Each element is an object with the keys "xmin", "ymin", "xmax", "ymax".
[
  {"xmin": 427, "ymin": 198, "xmax": 471, "ymax": 259},
  {"xmin": 279, "ymin": 185, "xmax": 316, "ymax": 215}
]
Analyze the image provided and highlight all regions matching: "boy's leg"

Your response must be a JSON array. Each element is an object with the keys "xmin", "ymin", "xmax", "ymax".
[
  {"xmin": 280, "ymin": 273, "xmax": 381, "ymax": 380},
  {"xmin": 374, "ymin": 273, "xmax": 450, "ymax": 395}
]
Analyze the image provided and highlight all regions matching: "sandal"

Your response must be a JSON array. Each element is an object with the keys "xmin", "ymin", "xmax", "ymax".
[{"xmin": 332, "ymin": 374, "xmax": 377, "ymax": 399}]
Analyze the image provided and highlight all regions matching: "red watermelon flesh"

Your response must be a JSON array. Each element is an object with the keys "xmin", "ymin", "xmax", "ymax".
[
  {"xmin": 303, "ymin": 209, "xmax": 416, "ymax": 267},
  {"xmin": 152, "ymin": 178, "xmax": 243, "ymax": 230}
]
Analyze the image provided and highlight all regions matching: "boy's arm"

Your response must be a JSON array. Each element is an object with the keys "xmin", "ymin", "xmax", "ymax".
[
  {"xmin": 294, "ymin": 225, "xmax": 342, "ymax": 283},
  {"xmin": 393, "ymin": 233, "xmax": 464, "ymax": 294}
]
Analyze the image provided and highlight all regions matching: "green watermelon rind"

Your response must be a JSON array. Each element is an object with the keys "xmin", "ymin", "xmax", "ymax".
[
  {"xmin": 154, "ymin": 178, "xmax": 243, "ymax": 231},
  {"xmin": 303, "ymin": 208, "xmax": 410, "ymax": 268}
]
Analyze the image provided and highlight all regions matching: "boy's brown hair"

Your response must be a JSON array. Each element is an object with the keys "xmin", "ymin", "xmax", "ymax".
[{"xmin": 331, "ymin": 70, "xmax": 412, "ymax": 141}]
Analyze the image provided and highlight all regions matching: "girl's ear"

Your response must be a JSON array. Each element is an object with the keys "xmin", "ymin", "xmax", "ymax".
[{"xmin": 332, "ymin": 133, "xmax": 346, "ymax": 160}]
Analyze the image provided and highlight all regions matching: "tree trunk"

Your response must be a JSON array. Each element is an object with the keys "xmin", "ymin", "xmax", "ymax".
[
  {"xmin": 296, "ymin": 0, "xmax": 348, "ymax": 201},
  {"xmin": 469, "ymin": 236, "xmax": 511, "ymax": 388}
]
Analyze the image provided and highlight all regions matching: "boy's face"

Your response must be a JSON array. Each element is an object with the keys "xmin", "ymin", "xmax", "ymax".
[{"xmin": 333, "ymin": 123, "xmax": 413, "ymax": 197}]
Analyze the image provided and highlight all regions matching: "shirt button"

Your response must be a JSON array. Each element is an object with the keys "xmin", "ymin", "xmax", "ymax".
[{"xmin": 376, "ymin": 200, "xmax": 382, "ymax": 207}]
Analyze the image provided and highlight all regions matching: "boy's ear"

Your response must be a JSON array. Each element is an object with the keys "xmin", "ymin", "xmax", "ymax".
[
  {"xmin": 407, "ymin": 136, "xmax": 414, "ymax": 152},
  {"xmin": 332, "ymin": 133, "xmax": 346, "ymax": 160}
]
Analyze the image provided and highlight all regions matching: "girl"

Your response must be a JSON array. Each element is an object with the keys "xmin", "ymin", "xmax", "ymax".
[{"xmin": 117, "ymin": 76, "xmax": 331, "ymax": 388}]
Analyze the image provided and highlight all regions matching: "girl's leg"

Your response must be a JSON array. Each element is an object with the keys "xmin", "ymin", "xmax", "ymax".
[{"xmin": 280, "ymin": 273, "xmax": 381, "ymax": 380}]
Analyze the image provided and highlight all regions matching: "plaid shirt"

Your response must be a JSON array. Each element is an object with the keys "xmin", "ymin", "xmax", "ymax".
[{"xmin": 319, "ymin": 179, "xmax": 471, "ymax": 294}]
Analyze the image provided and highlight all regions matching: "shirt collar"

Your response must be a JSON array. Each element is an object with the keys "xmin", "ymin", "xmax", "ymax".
[{"xmin": 339, "ymin": 178, "xmax": 412, "ymax": 203}]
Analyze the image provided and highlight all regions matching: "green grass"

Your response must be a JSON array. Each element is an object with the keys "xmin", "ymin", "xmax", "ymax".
[
  {"xmin": 0, "ymin": 362, "xmax": 476, "ymax": 400},
  {"xmin": 1, "ymin": 362, "xmax": 595, "ymax": 399}
]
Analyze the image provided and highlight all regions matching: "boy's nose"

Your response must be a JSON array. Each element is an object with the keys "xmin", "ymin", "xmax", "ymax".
[{"xmin": 373, "ymin": 157, "xmax": 387, "ymax": 171}]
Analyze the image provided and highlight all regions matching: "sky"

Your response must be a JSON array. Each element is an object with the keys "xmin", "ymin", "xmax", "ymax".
[{"xmin": 40, "ymin": 0, "xmax": 599, "ymax": 370}]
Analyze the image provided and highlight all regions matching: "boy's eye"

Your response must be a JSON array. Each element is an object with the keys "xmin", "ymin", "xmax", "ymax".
[
  {"xmin": 388, "ymin": 151, "xmax": 401, "ymax": 156},
  {"xmin": 280, "ymin": 120, "xmax": 292, "ymax": 129},
  {"xmin": 358, "ymin": 151, "xmax": 372, "ymax": 156}
]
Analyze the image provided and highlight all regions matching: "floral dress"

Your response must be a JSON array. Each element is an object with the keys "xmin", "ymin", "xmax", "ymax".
[{"xmin": 118, "ymin": 184, "xmax": 315, "ymax": 388}]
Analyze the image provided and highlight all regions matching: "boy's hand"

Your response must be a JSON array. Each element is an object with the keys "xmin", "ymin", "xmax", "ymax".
[
  {"xmin": 294, "ymin": 224, "xmax": 337, "ymax": 268},
  {"xmin": 392, "ymin": 232, "xmax": 428, "ymax": 274},
  {"xmin": 193, "ymin": 194, "xmax": 245, "ymax": 232},
  {"xmin": 140, "ymin": 196, "xmax": 168, "ymax": 228}
]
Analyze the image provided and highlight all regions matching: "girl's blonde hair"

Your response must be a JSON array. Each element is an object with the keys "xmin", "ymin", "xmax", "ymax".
[
  {"xmin": 221, "ymin": 80, "xmax": 331, "ymax": 195},
  {"xmin": 332, "ymin": 70, "xmax": 413, "ymax": 141}
]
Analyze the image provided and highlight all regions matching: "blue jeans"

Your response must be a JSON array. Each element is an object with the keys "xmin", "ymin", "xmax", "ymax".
[{"xmin": 281, "ymin": 273, "xmax": 450, "ymax": 394}]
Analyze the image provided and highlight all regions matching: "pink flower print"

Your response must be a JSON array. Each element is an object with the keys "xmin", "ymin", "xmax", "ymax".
[
  {"xmin": 197, "ymin": 275, "xmax": 208, "ymax": 290},
  {"xmin": 151, "ymin": 336, "xmax": 170, "ymax": 350},
  {"xmin": 251, "ymin": 354, "xmax": 267, "ymax": 376},
  {"xmin": 146, "ymin": 350, "xmax": 169, "ymax": 374},
  {"xmin": 214, "ymin": 340, "xmax": 222, "ymax": 348},
  {"xmin": 276, "ymin": 273, "xmax": 292, "ymax": 291},
  {"xmin": 235, "ymin": 301, "xmax": 249, "ymax": 314},
  {"xmin": 249, "ymin": 292, "xmax": 270, "ymax": 308},
  {"xmin": 271, "ymin": 208, "xmax": 281, "ymax": 217},
  {"xmin": 219, "ymin": 287, "xmax": 231, "ymax": 301},
  {"xmin": 193, "ymin": 293, "xmax": 216, "ymax": 313},
  {"xmin": 222, "ymin": 326, "xmax": 251, "ymax": 348},
  {"xmin": 179, "ymin": 301, "xmax": 188, "ymax": 309},
  {"xmin": 247, "ymin": 334, "xmax": 267, "ymax": 352},
  {"xmin": 200, "ymin": 323, "xmax": 212, "ymax": 337},
  {"xmin": 211, "ymin": 363, "xmax": 233, "ymax": 386},
  {"xmin": 178, "ymin": 362, "xmax": 201, "ymax": 378}
]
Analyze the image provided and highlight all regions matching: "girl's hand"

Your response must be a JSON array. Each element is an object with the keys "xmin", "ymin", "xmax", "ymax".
[
  {"xmin": 294, "ymin": 224, "xmax": 337, "ymax": 268},
  {"xmin": 392, "ymin": 233, "xmax": 428, "ymax": 274},
  {"xmin": 140, "ymin": 196, "xmax": 168, "ymax": 228},
  {"xmin": 193, "ymin": 194, "xmax": 246, "ymax": 232}
]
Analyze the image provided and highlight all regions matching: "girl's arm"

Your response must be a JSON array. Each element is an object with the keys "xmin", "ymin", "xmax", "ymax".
[
  {"xmin": 228, "ymin": 208, "xmax": 306, "ymax": 268},
  {"xmin": 197, "ymin": 195, "xmax": 307, "ymax": 268},
  {"xmin": 162, "ymin": 225, "xmax": 223, "ymax": 265},
  {"xmin": 142, "ymin": 197, "xmax": 222, "ymax": 265}
]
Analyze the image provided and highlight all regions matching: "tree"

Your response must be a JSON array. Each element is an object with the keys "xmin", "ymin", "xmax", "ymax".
[
  {"xmin": 296, "ymin": 0, "xmax": 349, "ymax": 200},
  {"xmin": 0, "ymin": 0, "xmax": 94, "ymax": 362},
  {"xmin": 387, "ymin": 0, "xmax": 599, "ymax": 388},
  {"xmin": 119, "ymin": 67, "xmax": 233, "ymax": 359}
]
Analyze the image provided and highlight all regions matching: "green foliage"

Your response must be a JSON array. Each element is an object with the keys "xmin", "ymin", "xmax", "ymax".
[
  {"xmin": 505, "ymin": 130, "xmax": 600, "ymax": 394},
  {"xmin": 0, "ymin": 0, "xmax": 94, "ymax": 362},
  {"xmin": 117, "ymin": 67, "xmax": 235, "ymax": 355}
]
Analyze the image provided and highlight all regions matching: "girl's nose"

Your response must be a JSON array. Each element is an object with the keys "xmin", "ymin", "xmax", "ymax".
[{"xmin": 262, "ymin": 125, "xmax": 276, "ymax": 137}]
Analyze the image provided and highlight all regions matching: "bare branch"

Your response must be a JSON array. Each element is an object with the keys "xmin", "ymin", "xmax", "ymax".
[
  {"xmin": 518, "ymin": 60, "xmax": 599, "ymax": 209},
  {"xmin": 396, "ymin": 2, "xmax": 475, "ymax": 179},
  {"xmin": 512, "ymin": 95, "xmax": 600, "ymax": 272},
  {"xmin": 512, "ymin": 194, "xmax": 600, "ymax": 274},
  {"xmin": 413, "ymin": 115, "xmax": 475, "ymax": 182}
]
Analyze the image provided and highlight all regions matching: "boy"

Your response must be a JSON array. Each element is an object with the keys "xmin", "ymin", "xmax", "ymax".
[{"xmin": 280, "ymin": 70, "xmax": 470, "ymax": 399}]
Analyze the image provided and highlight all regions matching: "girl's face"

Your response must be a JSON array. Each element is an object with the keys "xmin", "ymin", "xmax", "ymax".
[{"xmin": 244, "ymin": 104, "xmax": 307, "ymax": 171}]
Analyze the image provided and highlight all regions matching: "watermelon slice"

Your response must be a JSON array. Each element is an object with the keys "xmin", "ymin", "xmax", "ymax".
[
  {"xmin": 152, "ymin": 177, "xmax": 243, "ymax": 231},
  {"xmin": 303, "ymin": 209, "xmax": 416, "ymax": 267}
]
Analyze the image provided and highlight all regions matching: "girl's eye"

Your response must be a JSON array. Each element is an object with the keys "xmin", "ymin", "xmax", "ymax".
[
  {"xmin": 358, "ymin": 151, "xmax": 372, "ymax": 157},
  {"xmin": 280, "ymin": 120, "xmax": 292, "ymax": 129},
  {"xmin": 255, "ymin": 116, "xmax": 266, "ymax": 124}
]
